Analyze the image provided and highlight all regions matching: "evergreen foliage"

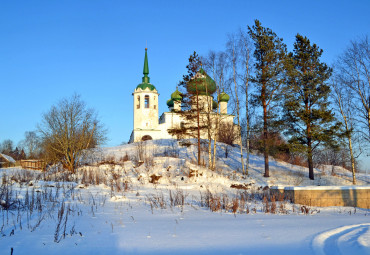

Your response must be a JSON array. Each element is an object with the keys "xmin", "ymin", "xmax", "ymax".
[
  {"xmin": 248, "ymin": 20, "xmax": 287, "ymax": 177},
  {"xmin": 283, "ymin": 34, "xmax": 341, "ymax": 180},
  {"xmin": 168, "ymin": 52, "xmax": 206, "ymax": 165}
]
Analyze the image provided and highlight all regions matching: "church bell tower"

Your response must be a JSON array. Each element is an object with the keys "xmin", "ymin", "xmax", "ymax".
[{"xmin": 129, "ymin": 48, "xmax": 159, "ymax": 142}]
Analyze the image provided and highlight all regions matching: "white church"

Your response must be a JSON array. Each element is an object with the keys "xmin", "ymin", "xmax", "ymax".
[{"xmin": 129, "ymin": 49, "xmax": 236, "ymax": 143}]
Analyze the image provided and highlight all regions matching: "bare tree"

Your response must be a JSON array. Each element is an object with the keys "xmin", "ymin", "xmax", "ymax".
[
  {"xmin": 203, "ymin": 50, "xmax": 229, "ymax": 169},
  {"xmin": 331, "ymin": 78, "xmax": 359, "ymax": 184},
  {"xmin": 239, "ymin": 28, "xmax": 253, "ymax": 174},
  {"xmin": 227, "ymin": 33, "xmax": 245, "ymax": 175},
  {"xmin": 20, "ymin": 131, "xmax": 41, "ymax": 159},
  {"xmin": 0, "ymin": 139, "xmax": 14, "ymax": 155},
  {"xmin": 336, "ymin": 36, "xmax": 370, "ymax": 143},
  {"xmin": 38, "ymin": 94, "xmax": 106, "ymax": 173}
]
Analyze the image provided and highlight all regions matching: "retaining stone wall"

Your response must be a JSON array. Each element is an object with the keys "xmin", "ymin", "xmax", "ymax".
[{"xmin": 270, "ymin": 186, "xmax": 370, "ymax": 209}]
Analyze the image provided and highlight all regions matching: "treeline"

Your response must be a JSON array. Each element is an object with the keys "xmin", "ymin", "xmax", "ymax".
[
  {"xmin": 198, "ymin": 20, "xmax": 369, "ymax": 183},
  {"xmin": 0, "ymin": 132, "xmax": 38, "ymax": 160}
]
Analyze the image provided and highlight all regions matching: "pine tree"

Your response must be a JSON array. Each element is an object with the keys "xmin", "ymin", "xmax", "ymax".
[
  {"xmin": 168, "ymin": 52, "xmax": 207, "ymax": 165},
  {"xmin": 283, "ymin": 34, "xmax": 340, "ymax": 180},
  {"xmin": 248, "ymin": 20, "xmax": 286, "ymax": 177}
]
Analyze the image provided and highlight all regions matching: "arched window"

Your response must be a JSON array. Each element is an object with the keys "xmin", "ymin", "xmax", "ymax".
[
  {"xmin": 180, "ymin": 121, "xmax": 185, "ymax": 129},
  {"xmin": 137, "ymin": 96, "xmax": 140, "ymax": 109},
  {"xmin": 145, "ymin": 95, "xmax": 149, "ymax": 108},
  {"xmin": 142, "ymin": 135, "xmax": 152, "ymax": 141}
]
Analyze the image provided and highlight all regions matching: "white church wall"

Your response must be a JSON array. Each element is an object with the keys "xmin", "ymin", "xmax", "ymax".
[{"xmin": 133, "ymin": 88, "xmax": 159, "ymax": 130}]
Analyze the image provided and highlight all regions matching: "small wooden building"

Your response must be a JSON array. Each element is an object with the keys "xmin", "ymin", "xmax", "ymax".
[{"xmin": 0, "ymin": 153, "xmax": 16, "ymax": 168}]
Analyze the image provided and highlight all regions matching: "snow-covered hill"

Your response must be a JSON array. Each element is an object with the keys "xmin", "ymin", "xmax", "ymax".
[
  {"xmin": 0, "ymin": 139, "xmax": 369, "ymax": 255},
  {"xmin": 92, "ymin": 139, "xmax": 369, "ymax": 188}
]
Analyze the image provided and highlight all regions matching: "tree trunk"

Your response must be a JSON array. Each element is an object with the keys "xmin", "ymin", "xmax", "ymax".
[
  {"xmin": 343, "ymin": 116, "xmax": 356, "ymax": 184},
  {"xmin": 245, "ymin": 86, "xmax": 250, "ymax": 175},
  {"xmin": 348, "ymin": 135, "xmax": 356, "ymax": 184},
  {"xmin": 232, "ymin": 46, "xmax": 245, "ymax": 175},
  {"xmin": 196, "ymin": 89, "xmax": 201, "ymax": 166},
  {"xmin": 206, "ymin": 86, "xmax": 213, "ymax": 169},
  {"xmin": 212, "ymin": 133, "xmax": 217, "ymax": 170},
  {"xmin": 307, "ymin": 137, "xmax": 314, "ymax": 180},
  {"xmin": 262, "ymin": 84, "xmax": 269, "ymax": 177},
  {"xmin": 368, "ymin": 107, "xmax": 370, "ymax": 139},
  {"xmin": 212, "ymin": 98, "xmax": 220, "ymax": 170}
]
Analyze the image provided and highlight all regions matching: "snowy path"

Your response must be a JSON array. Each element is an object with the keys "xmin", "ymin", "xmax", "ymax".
[{"xmin": 312, "ymin": 223, "xmax": 370, "ymax": 255}]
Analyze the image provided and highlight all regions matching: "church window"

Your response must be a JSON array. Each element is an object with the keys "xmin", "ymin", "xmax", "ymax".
[
  {"xmin": 154, "ymin": 105, "xmax": 156, "ymax": 109},
  {"xmin": 145, "ymin": 95, "xmax": 150, "ymax": 108},
  {"xmin": 137, "ymin": 96, "xmax": 140, "ymax": 109},
  {"xmin": 180, "ymin": 121, "xmax": 185, "ymax": 129}
]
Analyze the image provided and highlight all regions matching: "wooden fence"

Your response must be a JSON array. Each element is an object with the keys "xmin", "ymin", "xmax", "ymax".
[{"xmin": 20, "ymin": 160, "xmax": 46, "ymax": 171}]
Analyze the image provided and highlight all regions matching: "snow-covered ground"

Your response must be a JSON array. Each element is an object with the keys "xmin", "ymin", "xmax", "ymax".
[{"xmin": 0, "ymin": 139, "xmax": 369, "ymax": 254}]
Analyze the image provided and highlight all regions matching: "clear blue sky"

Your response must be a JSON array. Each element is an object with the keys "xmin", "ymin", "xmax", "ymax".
[{"xmin": 1, "ymin": 1, "xmax": 369, "ymax": 167}]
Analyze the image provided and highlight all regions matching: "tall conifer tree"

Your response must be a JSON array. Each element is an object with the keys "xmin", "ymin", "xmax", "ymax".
[
  {"xmin": 169, "ymin": 52, "xmax": 205, "ymax": 166},
  {"xmin": 283, "ymin": 34, "xmax": 340, "ymax": 180},
  {"xmin": 248, "ymin": 20, "xmax": 286, "ymax": 177}
]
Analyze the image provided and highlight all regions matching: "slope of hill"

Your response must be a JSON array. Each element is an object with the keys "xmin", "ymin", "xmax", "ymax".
[
  {"xmin": 92, "ymin": 139, "xmax": 369, "ymax": 189},
  {"xmin": 0, "ymin": 139, "xmax": 369, "ymax": 255}
]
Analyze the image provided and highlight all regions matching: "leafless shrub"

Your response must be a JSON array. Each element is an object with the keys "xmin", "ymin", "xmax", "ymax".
[
  {"xmin": 270, "ymin": 195, "xmax": 276, "ymax": 214},
  {"xmin": 164, "ymin": 140, "xmax": 180, "ymax": 158},
  {"xmin": 144, "ymin": 155, "xmax": 154, "ymax": 172},
  {"xmin": 119, "ymin": 153, "xmax": 130, "ymax": 163},
  {"xmin": 146, "ymin": 192, "xmax": 166, "ymax": 210},
  {"xmin": 169, "ymin": 188, "xmax": 187, "ymax": 211},
  {"xmin": 231, "ymin": 197, "xmax": 239, "ymax": 214},
  {"xmin": 209, "ymin": 195, "xmax": 221, "ymax": 212},
  {"xmin": 300, "ymin": 205, "xmax": 320, "ymax": 215},
  {"xmin": 263, "ymin": 196, "xmax": 270, "ymax": 213},
  {"xmin": 135, "ymin": 141, "xmax": 146, "ymax": 162},
  {"xmin": 97, "ymin": 156, "xmax": 116, "ymax": 166}
]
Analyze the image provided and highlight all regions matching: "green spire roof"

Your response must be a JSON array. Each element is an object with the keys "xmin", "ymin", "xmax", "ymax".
[
  {"xmin": 171, "ymin": 88, "xmax": 182, "ymax": 101},
  {"xmin": 136, "ymin": 48, "xmax": 157, "ymax": 91},
  {"xmin": 143, "ymin": 48, "xmax": 149, "ymax": 82}
]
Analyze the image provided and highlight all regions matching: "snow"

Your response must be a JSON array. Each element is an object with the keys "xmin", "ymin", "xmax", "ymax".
[
  {"xmin": 0, "ymin": 139, "xmax": 369, "ymax": 254},
  {"xmin": 312, "ymin": 223, "xmax": 370, "ymax": 255},
  {"xmin": 0, "ymin": 153, "xmax": 15, "ymax": 163}
]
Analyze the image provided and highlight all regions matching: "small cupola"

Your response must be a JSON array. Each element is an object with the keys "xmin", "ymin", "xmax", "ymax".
[
  {"xmin": 218, "ymin": 92, "xmax": 230, "ymax": 103},
  {"xmin": 218, "ymin": 92, "xmax": 230, "ymax": 114}
]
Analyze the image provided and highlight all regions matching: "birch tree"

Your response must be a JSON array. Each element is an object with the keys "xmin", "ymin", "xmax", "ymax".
[
  {"xmin": 204, "ymin": 50, "xmax": 229, "ymax": 169},
  {"xmin": 227, "ymin": 34, "xmax": 245, "ymax": 175},
  {"xmin": 331, "ymin": 78, "xmax": 358, "ymax": 184},
  {"xmin": 336, "ymin": 36, "xmax": 370, "ymax": 144},
  {"xmin": 239, "ymin": 28, "xmax": 253, "ymax": 174}
]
